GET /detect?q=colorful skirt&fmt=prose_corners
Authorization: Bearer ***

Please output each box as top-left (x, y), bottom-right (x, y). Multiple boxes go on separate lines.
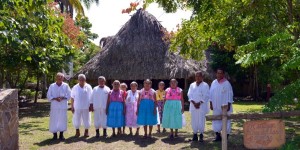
top-left (162, 100), bottom-right (182, 129)
top-left (125, 101), bottom-right (138, 128)
top-left (107, 102), bottom-right (125, 128)
top-left (137, 99), bottom-right (158, 126)
top-left (157, 101), bottom-right (164, 123)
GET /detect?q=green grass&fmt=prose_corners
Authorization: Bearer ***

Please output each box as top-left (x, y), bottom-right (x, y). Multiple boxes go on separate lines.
top-left (19, 100), bottom-right (299, 150)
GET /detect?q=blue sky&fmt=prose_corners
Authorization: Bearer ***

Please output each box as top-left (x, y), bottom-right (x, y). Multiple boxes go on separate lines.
top-left (83, 0), bottom-right (192, 45)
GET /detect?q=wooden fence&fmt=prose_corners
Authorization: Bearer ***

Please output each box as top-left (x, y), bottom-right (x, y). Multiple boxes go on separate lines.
top-left (206, 106), bottom-right (300, 150)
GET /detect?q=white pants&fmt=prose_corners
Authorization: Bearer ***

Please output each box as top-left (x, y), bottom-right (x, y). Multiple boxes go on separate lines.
top-left (72, 109), bottom-right (91, 129)
top-left (190, 110), bottom-right (206, 134)
top-left (212, 109), bottom-right (231, 133)
top-left (49, 109), bottom-right (68, 133)
top-left (94, 108), bottom-right (107, 129)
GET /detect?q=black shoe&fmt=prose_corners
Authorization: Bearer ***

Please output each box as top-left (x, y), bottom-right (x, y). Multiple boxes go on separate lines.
top-left (96, 129), bottom-right (100, 138)
top-left (227, 134), bottom-right (229, 140)
top-left (213, 132), bottom-right (221, 142)
top-left (192, 134), bottom-right (198, 141)
top-left (199, 134), bottom-right (204, 142)
top-left (103, 129), bottom-right (108, 138)
top-left (59, 132), bottom-right (65, 140)
top-left (52, 133), bottom-right (58, 140)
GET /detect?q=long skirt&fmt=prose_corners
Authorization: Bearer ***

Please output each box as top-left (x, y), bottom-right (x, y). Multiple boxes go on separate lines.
top-left (157, 101), bottom-right (164, 123)
top-left (137, 99), bottom-right (158, 126)
top-left (212, 108), bottom-right (231, 133)
top-left (107, 102), bottom-right (125, 128)
top-left (125, 101), bottom-right (139, 128)
top-left (49, 109), bottom-right (68, 133)
top-left (94, 108), bottom-right (107, 129)
top-left (162, 100), bottom-right (182, 129)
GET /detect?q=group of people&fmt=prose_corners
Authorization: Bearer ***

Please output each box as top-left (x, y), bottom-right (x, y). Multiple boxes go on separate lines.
top-left (47, 68), bottom-right (233, 143)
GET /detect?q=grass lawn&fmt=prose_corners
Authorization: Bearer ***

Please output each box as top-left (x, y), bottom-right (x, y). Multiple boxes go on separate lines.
top-left (19, 100), bottom-right (299, 150)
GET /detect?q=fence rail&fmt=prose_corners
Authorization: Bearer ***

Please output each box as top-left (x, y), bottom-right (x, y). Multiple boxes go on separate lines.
top-left (206, 110), bottom-right (300, 121)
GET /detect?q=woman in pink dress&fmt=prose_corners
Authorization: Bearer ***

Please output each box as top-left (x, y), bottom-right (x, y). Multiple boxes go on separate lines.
top-left (125, 81), bottom-right (140, 136)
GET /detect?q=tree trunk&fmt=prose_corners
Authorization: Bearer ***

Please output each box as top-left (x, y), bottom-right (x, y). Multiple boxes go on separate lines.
top-left (18, 71), bottom-right (30, 98)
top-left (254, 65), bottom-right (259, 101)
top-left (0, 69), bottom-right (4, 89)
top-left (41, 74), bottom-right (47, 98)
top-left (34, 74), bottom-right (40, 103)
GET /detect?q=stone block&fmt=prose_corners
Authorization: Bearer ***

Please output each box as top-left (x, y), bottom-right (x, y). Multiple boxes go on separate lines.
top-left (0, 89), bottom-right (19, 150)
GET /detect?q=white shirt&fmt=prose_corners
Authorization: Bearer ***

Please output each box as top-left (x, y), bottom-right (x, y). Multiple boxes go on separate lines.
top-left (126, 90), bottom-right (139, 103)
top-left (91, 85), bottom-right (110, 109)
top-left (71, 83), bottom-right (93, 109)
top-left (47, 82), bottom-right (71, 110)
top-left (187, 82), bottom-right (210, 113)
top-left (209, 79), bottom-right (233, 112)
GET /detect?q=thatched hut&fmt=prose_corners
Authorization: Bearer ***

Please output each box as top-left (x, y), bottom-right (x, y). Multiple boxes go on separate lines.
top-left (76, 9), bottom-right (207, 89)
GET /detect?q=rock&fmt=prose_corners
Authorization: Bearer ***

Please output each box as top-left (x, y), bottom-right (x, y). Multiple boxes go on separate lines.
top-left (0, 89), bottom-right (19, 150)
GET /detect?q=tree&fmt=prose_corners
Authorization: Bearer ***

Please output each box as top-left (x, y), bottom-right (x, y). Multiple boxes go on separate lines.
top-left (55, 0), bottom-right (99, 18)
top-left (0, 0), bottom-right (76, 102)
top-left (144, 0), bottom-right (300, 107)
top-left (73, 17), bottom-right (99, 72)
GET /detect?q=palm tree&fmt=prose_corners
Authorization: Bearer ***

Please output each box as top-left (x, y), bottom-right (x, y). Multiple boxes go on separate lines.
top-left (55, 0), bottom-right (99, 18)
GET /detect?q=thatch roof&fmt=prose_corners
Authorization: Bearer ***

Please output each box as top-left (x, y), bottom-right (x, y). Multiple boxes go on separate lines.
top-left (77, 9), bottom-right (206, 81)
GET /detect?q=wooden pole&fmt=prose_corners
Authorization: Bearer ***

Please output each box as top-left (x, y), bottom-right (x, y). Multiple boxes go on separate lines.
top-left (221, 105), bottom-right (228, 150)
top-left (206, 110), bottom-right (300, 121)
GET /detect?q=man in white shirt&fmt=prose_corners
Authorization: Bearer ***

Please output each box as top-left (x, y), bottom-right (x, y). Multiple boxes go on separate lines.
top-left (71, 74), bottom-right (93, 137)
top-left (209, 68), bottom-right (233, 142)
top-left (47, 72), bottom-right (71, 140)
top-left (90, 76), bottom-right (110, 138)
top-left (188, 71), bottom-right (210, 142)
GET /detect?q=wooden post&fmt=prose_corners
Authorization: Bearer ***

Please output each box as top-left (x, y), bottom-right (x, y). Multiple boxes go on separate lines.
top-left (221, 105), bottom-right (228, 150)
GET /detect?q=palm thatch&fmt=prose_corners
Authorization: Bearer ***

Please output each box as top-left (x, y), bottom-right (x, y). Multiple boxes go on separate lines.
top-left (76, 9), bottom-right (206, 81)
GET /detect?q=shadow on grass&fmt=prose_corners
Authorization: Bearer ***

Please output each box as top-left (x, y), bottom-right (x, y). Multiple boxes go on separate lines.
top-left (19, 100), bottom-right (50, 119)
top-left (19, 121), bottom-right (48, 135)
top-left (35, 136), bottom-right (89, 147)
top-left (161, 136), bottom-right (187, 145)
top-left (133, 137), bottom-right (158, 147)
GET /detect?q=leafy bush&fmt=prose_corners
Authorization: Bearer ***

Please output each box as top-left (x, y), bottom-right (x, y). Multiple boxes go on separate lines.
top-left (280, 135), bottom-right (300, 150)
top-left (263, 79), bottom-right (300, 112)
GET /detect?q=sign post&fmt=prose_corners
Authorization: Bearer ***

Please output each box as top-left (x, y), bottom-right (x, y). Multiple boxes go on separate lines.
top-left (221, 105), bottom-right (228, 150)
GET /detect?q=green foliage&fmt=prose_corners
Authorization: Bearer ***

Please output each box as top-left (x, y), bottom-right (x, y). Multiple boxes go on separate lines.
top-left (280, 135), bottom-right (300, 150)
top-left (73, 16), bottom-right (100, 72)
top-left (263, 79), bottom-right (300, 112)
top-left (209, 46), bottom-right (247, 82)
top-left (0, 0), bottom-right (75, 74)
top-left (150, 0), bottom-right (300, 107)
top-left (0, 0), bottom-right (76, 91)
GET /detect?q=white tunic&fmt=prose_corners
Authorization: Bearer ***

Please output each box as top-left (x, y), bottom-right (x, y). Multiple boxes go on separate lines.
top-left (91, 85), bottom-right (110, 109)
top-left (209, 79), bottom-right (233, 112)
top-left (47, 82), bottom-right (71, 133)
top-left (187, 81), bottom-right (210, 134)
top-left (209, 79), bottom-right (233, 133)
top-left (91, 85), bottom-right (110, 129)
top-left (187, 82), bottom-right (210, 113)
top-left (47, 82), bottom-right (71, 110)
top-left (71, 83), bottom-right (93, 110)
